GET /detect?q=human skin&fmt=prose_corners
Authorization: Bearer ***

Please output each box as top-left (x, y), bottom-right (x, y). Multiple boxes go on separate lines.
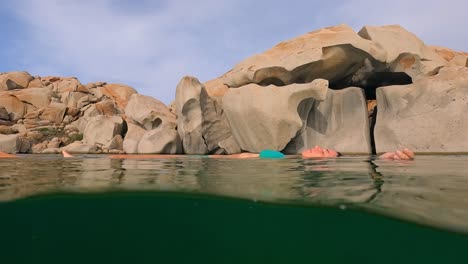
top-left (301, 146), bottom-right (339, 158)
top-left (378, 148), bottom-right (415, 160)
top-left (0, 151), bottom-right (18, 158)
top-left (61, 150), bottom-right (259, 159)
top-left (301, 146), bottom-right (414, 160)
top-left (3, 148), bottom-right (414, 160)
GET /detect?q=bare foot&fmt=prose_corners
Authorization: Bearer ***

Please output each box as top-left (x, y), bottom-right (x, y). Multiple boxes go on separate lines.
top-left (61, 150), bottom-right (74, 158)
top-left (379, 148), bottom-right (414, 160)
top-left (0, 151), bottom-right (18, 158)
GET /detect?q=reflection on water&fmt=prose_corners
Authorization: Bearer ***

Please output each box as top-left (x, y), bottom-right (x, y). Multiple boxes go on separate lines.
top-left (1, 154), bottom-right (468, 233)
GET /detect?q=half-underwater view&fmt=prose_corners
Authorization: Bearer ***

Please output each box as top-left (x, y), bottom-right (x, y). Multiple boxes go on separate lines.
top-left (1, 1), bottom-right (468, 263)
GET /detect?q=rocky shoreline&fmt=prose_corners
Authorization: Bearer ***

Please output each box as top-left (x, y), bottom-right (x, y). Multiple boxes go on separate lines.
top-left (1, 24), bottom-right (467, 155)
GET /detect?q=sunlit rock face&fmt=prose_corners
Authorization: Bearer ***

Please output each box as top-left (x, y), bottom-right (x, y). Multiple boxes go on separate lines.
top-left (175, 76), bottom-right (208, 154)
top-left (201, 24), bottom-right (465, 154)
top-left (222, 80), bottom-right (328, 152)
top-left (284, 86), bottom-right (371, 154)
top-left (374, 66), bottom-right (468, 153)
top-left (175, 76), bottom-right (240, 155)
top-left (0, 24), bottom-right (466, 154)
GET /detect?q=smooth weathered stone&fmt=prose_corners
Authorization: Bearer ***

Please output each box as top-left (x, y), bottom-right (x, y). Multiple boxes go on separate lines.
top-left (24, 108), bottom-right (45, 119)
top-left (62, 141), bottom-right (98, 154)
top-left (0, 106), bottom-right (9, 120)
top-left (66, 107), bottom-right (80, 117)
top-left (123, 123), bottom-right (146, 154)
top-left (17, 137), bottom-right (31, 153)
top-left (375, 66), bottom-right (468, 153)
top-left (220, 24), bottom-right (387, 89)
top-left (199, 87), bottom-right (240, 154)
top-left (218, 136), bottom-right (242, 154)
top-left (0, 126), bottom-right (16, 135)
top-left (41, 148), bottom-right (60, 154)
top-left (358, 25), bottom-right (447, 79)
top-left (60, 92), bottom-right (89, 108)
top-left (12, 124), bottom-right (26, 133)
top-left (13, 87), bottom-right (52, 108)
top-left (72, 104), bottom-right (101, 133)
top-left (0, 93), bottom-right (26, 121)
top-left (31, 141), bottom-right (48, 154)
top-left (137, 128), bottom-right (182, 154)
top-left (175, 76), bottom-right (208, 154)
top-left (284, 86), bottom-right (371, 154)
top-left (101, 83), bottom-right (138, 110)
top-left (40, 102), bottom-right (67, 125)
top-left (54, 77), bottom-right (82, 93)
top-left (430, 46), bottom-right (468, 67)
top-left (125, 94), bottom-right (176, 130)
top-left (223, 80), bottom-right (328, 152)
top-left (0, 71), bottom-right (33, 91)
top-left (27, 78), bottom-right (45, 88)
top-left (358, 25), bottom-right (445, 65)
top-left (0, 134), bottom-right (19, 153)
top-left (83, 115), bottom-right (124, 146)
top-left (105, 134), bottom-right (123, 150)
top-left (47, 137), bottom-right (61, 149)
top-left (95, 99), bottom-right (117, 116)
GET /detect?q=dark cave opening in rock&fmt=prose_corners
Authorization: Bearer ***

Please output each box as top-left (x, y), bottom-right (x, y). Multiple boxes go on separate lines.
top-left (258, 77), bottom-right (286, 87)
top-left (329, 71), bottom-right (413, 100)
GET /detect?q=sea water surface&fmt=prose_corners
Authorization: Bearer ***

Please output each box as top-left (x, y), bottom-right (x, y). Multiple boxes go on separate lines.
top-left (1, 154), bottom-right (468, 263)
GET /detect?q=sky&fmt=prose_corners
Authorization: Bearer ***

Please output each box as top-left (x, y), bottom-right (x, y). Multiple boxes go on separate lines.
top-left (1, 0), bottom-right (467, 104)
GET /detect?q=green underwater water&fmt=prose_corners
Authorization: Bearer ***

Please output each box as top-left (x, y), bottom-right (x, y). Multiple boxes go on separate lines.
top-left (1, 192), bottom-right (468, 264)
top-left (1, 154), bottom-right (468, 263)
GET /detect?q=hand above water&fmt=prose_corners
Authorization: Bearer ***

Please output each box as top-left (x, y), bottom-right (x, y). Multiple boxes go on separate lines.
top-left (379, 148), bottom-right (415, 160)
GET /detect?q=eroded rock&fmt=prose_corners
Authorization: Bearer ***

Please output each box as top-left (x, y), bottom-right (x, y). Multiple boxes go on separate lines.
top-left (223, 80), bottom-right (328, 152)
top-left (83, 115), bottom-right (124, 146)
top-left (0, 71), bottom-right (33, 91)
top-left (0, 134), bottom-right (19, 153)
top-left (175, 76), bottom-right (208, 154)
top-left (284, 86), bottom-right (371, 154)
top-left (125, 94), bottom-right (176, 130)
top-left (101, 83), bottom-right (138, 110)
top-left (123, 123), bottom-right (146, 154)
top-left (375, 66), bottom-right (468, 153)
top-left (137, 128), bottom-right (182, 154)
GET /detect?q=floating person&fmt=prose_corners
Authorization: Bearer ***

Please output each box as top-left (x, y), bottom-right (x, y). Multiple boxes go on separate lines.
top-left (0, 152), bottom-right (19, 158)
top-left (58, 147), bottom-right (414, 160)
top-left (301, 145), bottom-right (415, 160)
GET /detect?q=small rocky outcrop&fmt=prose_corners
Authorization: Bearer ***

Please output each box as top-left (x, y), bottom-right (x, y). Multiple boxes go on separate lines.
top-left (122, 94), bottom-right (181, 154)
top-left (0, 71), bottom-right (34, 91)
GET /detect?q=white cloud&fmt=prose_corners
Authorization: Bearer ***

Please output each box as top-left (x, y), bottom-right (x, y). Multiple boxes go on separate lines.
top-left (9, 0), bottom-right (239, 103)
top-left (7, 0), bottom-right (468, 104)
top-left (330, 0), bottom-right (468, 51)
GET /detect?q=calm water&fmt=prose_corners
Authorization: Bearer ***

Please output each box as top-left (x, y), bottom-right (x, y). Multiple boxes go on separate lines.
top-left (1, 154), bottom-right (468, 263)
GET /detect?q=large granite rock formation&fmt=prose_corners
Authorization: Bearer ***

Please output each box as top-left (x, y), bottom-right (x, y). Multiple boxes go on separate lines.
top-left (0, 24), bottom-right (466, 154)
top-left (125, 94), bottom-right (176, 130)
top-left (284, 86), bottom-right (371, 154)
top-left (194, 24), bottom-right (466, 154)
top-left (223, 80), bottom-right (328, 152)
top-left (175, 76), bottom-right (208, 154)
top-left (175, 76), bottom-right (240, 154)
top-left (374, 66), bottom-right (468, 153)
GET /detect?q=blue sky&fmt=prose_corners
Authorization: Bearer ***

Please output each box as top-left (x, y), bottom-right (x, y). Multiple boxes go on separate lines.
top-left (1, 0), bottom-right (467, 104)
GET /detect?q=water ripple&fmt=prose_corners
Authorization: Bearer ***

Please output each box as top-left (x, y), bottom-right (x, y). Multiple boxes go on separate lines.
top-left (1, 154), bottom-right (468, 233)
